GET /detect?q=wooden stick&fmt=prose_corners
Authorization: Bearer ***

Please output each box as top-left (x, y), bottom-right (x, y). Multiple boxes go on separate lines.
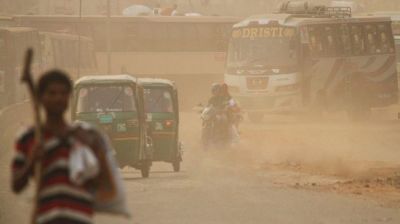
top-left (21, 48), bottom-right (43, 224)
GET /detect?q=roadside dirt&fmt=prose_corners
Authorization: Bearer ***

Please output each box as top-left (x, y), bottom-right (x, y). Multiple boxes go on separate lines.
top-left (237, 108), bottom-right (400, 208)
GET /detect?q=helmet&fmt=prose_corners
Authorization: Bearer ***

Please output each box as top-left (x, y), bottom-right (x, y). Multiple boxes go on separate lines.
top-left (211, 83), bottom-right (220, 95)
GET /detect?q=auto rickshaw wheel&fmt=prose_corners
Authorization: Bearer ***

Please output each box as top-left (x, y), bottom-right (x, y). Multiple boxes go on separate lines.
top-left (140, 161), bottom-right (151, 178)
top-left (172, 161), bottom-right (181, 172)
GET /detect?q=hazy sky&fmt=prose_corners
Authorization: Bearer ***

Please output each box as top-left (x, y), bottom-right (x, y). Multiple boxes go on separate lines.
top-left (0, 0), bottom-right (399, 16)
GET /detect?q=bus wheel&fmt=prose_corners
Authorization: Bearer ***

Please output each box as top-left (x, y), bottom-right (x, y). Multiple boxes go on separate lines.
top-left (248, 113), bottom-right (264, 123)
top-left (140, 160), bottom-right (151, 178)
top-left (172, 161), bottom-right (181, 172)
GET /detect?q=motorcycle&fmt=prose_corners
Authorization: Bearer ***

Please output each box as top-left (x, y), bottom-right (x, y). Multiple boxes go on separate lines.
top-left (200, 105), bottom-right (235, 148)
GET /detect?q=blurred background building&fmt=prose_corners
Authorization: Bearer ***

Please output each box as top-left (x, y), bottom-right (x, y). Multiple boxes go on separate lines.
top-left (0, 0), bottom-right (399, 16)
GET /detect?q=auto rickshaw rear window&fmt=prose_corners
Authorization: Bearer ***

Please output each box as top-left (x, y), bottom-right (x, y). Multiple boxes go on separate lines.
top-left (144, 88), bottom-right (173, 113)
top-left (77, 85), bottom-right (137, 113)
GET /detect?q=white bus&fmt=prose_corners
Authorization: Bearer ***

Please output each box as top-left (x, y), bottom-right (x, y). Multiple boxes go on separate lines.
top-left (225, 5), bottom-right (398, 121)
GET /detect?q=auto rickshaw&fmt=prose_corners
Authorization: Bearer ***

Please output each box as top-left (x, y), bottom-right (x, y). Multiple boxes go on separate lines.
top-left (72, 75), bottom-right (153, 178)
top-left (140, 78), bottom-right (182, 172)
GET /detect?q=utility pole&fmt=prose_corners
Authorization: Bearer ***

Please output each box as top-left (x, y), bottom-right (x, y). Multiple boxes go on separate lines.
top-left (107, 0), bottom-right (111, 74)
top-left (77, 0), bottom-right (82, 78)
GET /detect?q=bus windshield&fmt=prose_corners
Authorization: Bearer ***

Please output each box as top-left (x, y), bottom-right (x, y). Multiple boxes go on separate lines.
top-left (228, 38), bottom-right (297, 68)
top-left (227, 26), bottom-right (297, 70)
top-left (77, 85), bottom-right (137, 113)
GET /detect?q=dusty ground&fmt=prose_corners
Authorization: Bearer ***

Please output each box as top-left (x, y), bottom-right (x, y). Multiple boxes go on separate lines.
top-left (0, 103), bottom-right (400, 224)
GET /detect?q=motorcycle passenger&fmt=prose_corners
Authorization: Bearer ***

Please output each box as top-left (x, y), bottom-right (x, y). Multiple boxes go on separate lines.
top-left (220, 83), bottom-right (241, 143)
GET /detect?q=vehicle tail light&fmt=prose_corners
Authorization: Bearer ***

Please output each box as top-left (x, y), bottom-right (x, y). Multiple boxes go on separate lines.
top-left (164, 120), bottom-right (174, 128)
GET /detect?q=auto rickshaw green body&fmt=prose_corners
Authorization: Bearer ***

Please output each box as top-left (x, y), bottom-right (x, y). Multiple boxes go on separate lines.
top-left (72, 75), bottom-right (152, 177)
top-left (140, 78), bottom-right (182, 172)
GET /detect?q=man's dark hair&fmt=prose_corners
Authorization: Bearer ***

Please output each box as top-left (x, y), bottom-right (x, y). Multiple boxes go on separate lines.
top-left (37, 70), bottom-right (72, 97)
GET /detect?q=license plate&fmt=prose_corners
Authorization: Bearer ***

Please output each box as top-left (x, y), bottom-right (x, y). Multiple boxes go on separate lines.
top-left (246, 77), bottom-right (268, 90)
top-left (98, 114), bottom-right (113, 124)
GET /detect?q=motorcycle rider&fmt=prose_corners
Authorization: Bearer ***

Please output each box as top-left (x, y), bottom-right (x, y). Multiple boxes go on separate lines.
top-left (205, 83), bottom-right (240, 144)
top-left (208, 83), bottom-right (223, 108)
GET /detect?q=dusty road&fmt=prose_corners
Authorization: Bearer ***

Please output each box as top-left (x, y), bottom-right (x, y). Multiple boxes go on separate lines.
top-left (0, 103), bottom-right (399, 224)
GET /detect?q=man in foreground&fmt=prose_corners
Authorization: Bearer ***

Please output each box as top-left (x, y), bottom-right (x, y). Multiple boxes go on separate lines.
top-left (11, 70), bottom-right (112, 224)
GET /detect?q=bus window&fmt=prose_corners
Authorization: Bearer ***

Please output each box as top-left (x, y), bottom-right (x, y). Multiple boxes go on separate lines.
top-left (376, 23), bottom-right (394, 54)
top-left (324, 26), bottom-right (337, 55)
top-left (309, 24), bottom-right (351, 57)
top-left (364, 23), bottom-right (394, 55)
top-left (350, 24), bottom-right (365, 55)
top-left (364, 24), bottom-right (379, 54)
top-left (338, 24), bottom-right (352, 56)
top-left (308, 26), bottom-right (324, 57)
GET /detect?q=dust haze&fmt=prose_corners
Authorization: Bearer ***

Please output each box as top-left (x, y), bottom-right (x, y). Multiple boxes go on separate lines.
top-left (1, 0), bottom-right (400, 224)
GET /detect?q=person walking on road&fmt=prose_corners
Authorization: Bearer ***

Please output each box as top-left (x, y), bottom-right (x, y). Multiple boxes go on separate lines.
top-left (11, 70), bottom-right (126, 224)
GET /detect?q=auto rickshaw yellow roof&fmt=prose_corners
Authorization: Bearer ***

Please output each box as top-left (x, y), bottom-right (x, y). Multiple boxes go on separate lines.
top-left (75, 74), bottom-right (138, 86)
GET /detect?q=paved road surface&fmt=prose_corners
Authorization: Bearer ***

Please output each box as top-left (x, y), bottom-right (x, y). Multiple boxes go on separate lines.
top-left (0, 104), bottom-right (399, 224)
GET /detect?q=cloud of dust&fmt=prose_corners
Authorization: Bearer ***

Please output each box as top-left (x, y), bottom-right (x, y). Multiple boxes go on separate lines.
top-left (239, 114), bottom-right (400, 179)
